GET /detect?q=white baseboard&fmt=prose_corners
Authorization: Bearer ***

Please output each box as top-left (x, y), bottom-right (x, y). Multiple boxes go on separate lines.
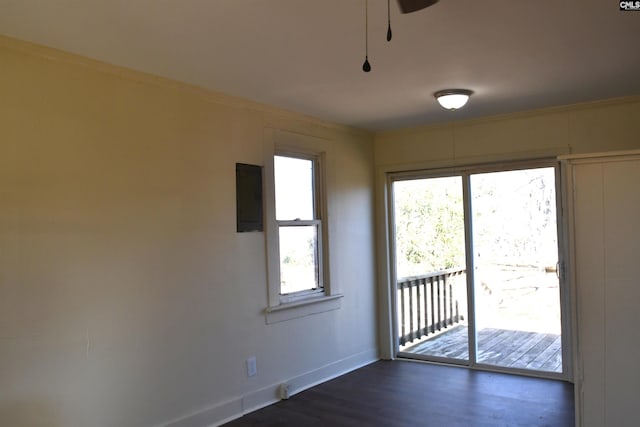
top-left (163, 348), bottom-right (379, 427)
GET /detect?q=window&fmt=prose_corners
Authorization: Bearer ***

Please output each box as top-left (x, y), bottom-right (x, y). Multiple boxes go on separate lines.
top-left (274, 154), bottom-right (323, 297)
top-left (263, 129), bottom-right (342, 323)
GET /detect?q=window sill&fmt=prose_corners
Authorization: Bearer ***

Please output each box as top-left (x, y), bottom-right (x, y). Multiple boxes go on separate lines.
top-left (265, 294), bottom-right (343, 324)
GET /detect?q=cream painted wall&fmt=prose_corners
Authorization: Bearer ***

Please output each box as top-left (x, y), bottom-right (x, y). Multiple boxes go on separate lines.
top-left (0, 36), bottom-right (377, 427)
top-left (373, 96), bottom-right (640, 359)
top-left (375, 97), bottom-right (640, 169)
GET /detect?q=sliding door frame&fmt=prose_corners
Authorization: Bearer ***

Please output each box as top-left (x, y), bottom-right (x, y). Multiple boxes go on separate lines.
top-left (387, 158), bottom-right (572, 381)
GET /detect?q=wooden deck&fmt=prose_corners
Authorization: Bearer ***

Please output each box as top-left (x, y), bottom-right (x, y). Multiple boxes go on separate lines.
top-left (401, 325), bottom-right (562, 373)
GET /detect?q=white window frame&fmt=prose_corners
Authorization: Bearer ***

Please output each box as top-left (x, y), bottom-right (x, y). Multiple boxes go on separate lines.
top-left (263, 129), bottom-right (342, 324)
top-left (275, 151), bottom-right (325, 303)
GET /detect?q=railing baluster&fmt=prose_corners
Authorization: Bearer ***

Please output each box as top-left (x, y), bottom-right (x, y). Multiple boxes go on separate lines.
top-left (436, 276), bottom-right (442, 331)
top-left (449, 282), bottom-right (454, 326)
top-left (400, 281), bottom-right (406, 346)
top-left (408, 279), bottom-right (414, 342)
top-left (415, 279), bottom-right (420, 341)
top-left (443, 275), bottom-right (448, 327)
top-left (422, 278), bottom-right (428, 337)
top-left (416, 281), bottom-right (420, 339)
top-left (429, 276), bottom-right (435, 334)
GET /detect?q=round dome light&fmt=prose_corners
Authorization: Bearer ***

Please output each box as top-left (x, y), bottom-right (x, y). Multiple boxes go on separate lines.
top-left (434, 89), bottom-right (474, 111)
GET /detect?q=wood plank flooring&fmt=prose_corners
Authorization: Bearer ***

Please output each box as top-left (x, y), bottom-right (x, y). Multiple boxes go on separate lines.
top-left (223, 360), bottom-right (574, 427)
top-left (402, 326), bottom-right (562, 372)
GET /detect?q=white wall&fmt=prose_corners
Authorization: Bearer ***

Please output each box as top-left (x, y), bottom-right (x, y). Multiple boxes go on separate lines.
top-left (0, 36), bottom-right (378, 427)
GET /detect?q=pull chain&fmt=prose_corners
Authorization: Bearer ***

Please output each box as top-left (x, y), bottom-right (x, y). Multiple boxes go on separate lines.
top-left (362, 0), bottom-right (371, 72)
top-left (387, 0), bottom-right (393, 41)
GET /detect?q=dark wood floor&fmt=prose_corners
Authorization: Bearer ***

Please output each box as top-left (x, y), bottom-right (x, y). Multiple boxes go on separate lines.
top-left (402, 326), bottom-right (562, 373)
top-left (223, 360), bottom-right (574, 427)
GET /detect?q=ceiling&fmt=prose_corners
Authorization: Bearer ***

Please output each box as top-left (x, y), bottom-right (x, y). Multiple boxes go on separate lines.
top-left (1, 0), bottom-right (639, 131)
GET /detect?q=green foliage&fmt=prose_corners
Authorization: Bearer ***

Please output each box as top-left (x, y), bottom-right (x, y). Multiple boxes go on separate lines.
top-left (394, 177), bottom-right (465, 278)
top-left (393, 168), bottom-right (558, 279)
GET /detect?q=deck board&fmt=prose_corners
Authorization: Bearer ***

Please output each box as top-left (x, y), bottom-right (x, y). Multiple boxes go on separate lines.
top-left (401, 325), bottom-right (562, 373)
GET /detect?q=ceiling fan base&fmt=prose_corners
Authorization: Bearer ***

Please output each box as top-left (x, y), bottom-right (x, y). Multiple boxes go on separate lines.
top-left (397, 0), bottom-right (439, 14)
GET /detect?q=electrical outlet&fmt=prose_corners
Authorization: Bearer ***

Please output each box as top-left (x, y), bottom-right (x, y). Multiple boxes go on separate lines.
top-left (247, 357), bottom-right (257, 377)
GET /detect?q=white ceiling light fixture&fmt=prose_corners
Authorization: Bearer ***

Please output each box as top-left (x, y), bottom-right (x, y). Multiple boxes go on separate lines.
top-left (434, 89), bottom-right (474, 111)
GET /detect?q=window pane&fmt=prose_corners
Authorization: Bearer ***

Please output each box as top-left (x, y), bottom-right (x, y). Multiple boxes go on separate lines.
top-left (471, 167), bottom-right (562, 372)
top-left (274, 155), bottom-right (314, 220)
top-left (279, 225), bottom-right (319, 294)
top-left (393, 176), bottom-right (465, 278)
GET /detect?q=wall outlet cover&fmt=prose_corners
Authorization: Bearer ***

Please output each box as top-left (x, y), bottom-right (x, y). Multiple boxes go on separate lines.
top-left (247, 357), bottom-right (257, 377)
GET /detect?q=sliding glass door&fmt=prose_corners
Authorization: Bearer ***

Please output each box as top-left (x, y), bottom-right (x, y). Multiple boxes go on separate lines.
top-left (392, 162), bottom-right (565, 376)
top-left (470, 168), bottom-right (562, 372)
top-left (393, 176), bottom-right (469, 362)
